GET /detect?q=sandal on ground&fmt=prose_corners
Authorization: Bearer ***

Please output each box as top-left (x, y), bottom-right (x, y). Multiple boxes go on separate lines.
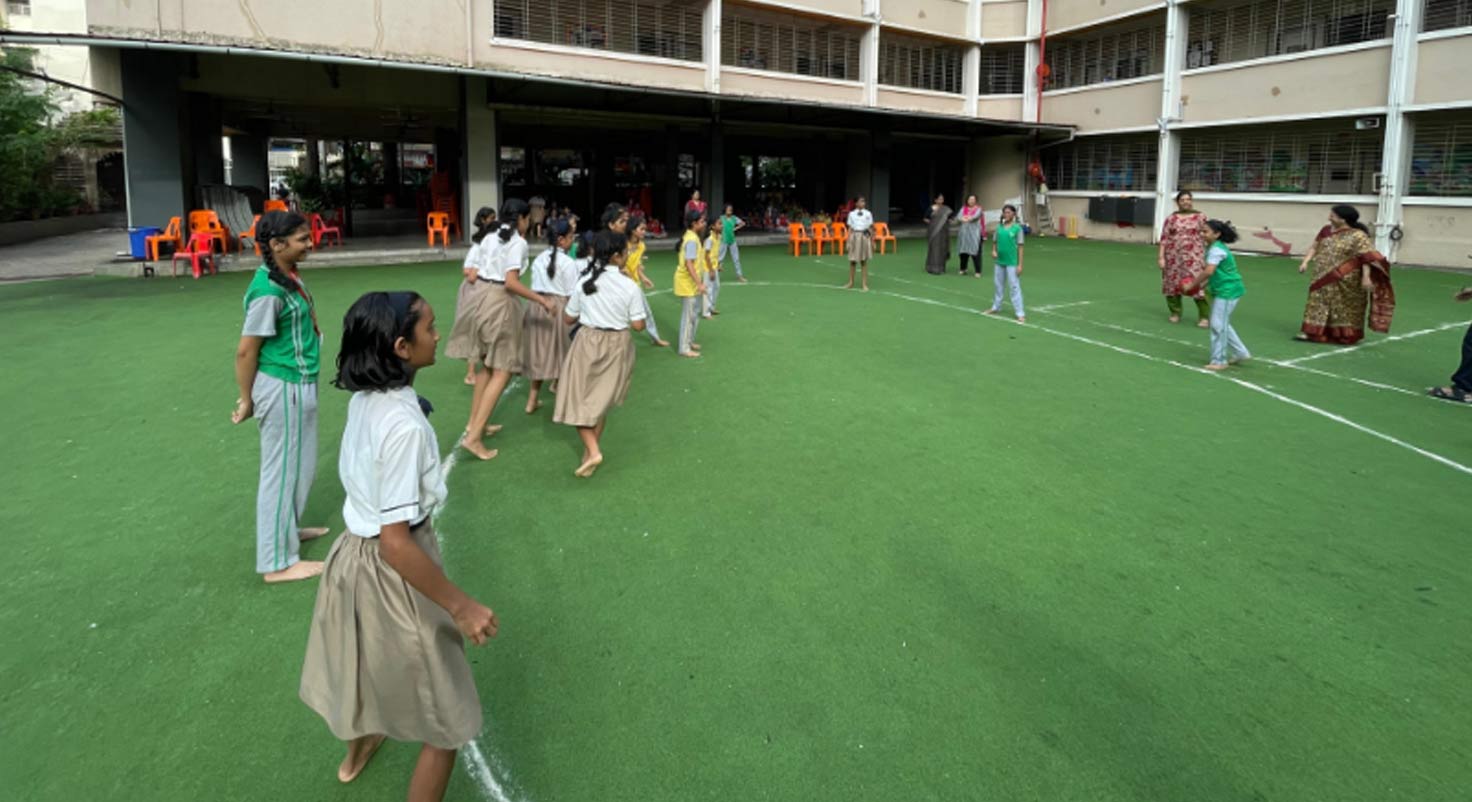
top-left (1429, 386), bottom-right (1472, 404)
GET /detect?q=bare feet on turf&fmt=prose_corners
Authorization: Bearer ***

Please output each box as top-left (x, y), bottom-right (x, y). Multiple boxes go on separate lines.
top-left (484, 424), bottom-right (503, 436)
top-left (463, 375), bottom-right (476, 386)
top-left (299, 527), bottom-right (330, 541)
top-left (1016, 316), bottom-right (1026, 324)
top-left (983, 308), bottom-right (998, 315)
top-left (1168, 315), bottom-right (1181, 323)
top-left (841, 282), bottom-right (853, 289)
top-left (691, 343), bottom-right (702, 351)
top-left (862, 285), bottom-right (870, 292)
top-left (738, 277), bottom-right (748, 284)
top-left (264, 560), bottom-right (324, 584)
top-left (1203, 363), bottom-right (1229, 371)
top-left (525, 400), bottom-right (542, 414)
top-left (653, 338), bottom-right (670, 347)
top-left (575, 453), bottom-right (604, 478)
top-left (679, 351), bottom-right (700, 359)
top-left (1197, 318), bottom-right (1210, 328)
top-left (338, 734), bottom-right (387, 783)
top-left (460, 435), bottom-right (499, 461)
top-left (1228, 355), bottom-right (1251, 365)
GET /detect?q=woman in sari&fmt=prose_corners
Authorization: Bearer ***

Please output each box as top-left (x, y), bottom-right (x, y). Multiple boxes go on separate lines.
top-left (956, 195), bottom-right (985, 277)
top-left (924, 194), bottom-right (953, 275)
top-left (1157, 190), bottom-right (1211, 327)
top-left (1295, 205), bottom-right (1394, 345)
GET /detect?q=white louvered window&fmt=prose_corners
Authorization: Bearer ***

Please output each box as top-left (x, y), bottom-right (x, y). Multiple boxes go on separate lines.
top-left (7, 0), bottom-right (31, 16)
top-left (879, 31), bottom-right (966, 94)
top-left (1409, 112), bottom-right (1472, 196)
top-left (1178, 119), bottom-right (1384, 193)
top-left (1044, 20), bottom-right (1167, 90)
top-left (1185, 0), bottom-right (1394, 69)
top-left (720, 4), bottom-right (864, 80)
top-left (1423, 0), bottom-right (1472, 31)
top-left (1041, 136), bottom-right (1159, 191)
top-left (493, 0), bottom-right (705, 62)
top-left (979, 44), bottom-right (1026, 95)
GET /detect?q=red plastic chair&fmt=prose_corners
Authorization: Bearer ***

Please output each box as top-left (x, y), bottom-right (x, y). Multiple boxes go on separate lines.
top-left (172, 231), bottom-right (218, 279)
top-left (427, 212), bottom-right (451, 248)
top-left (189, 210), bottom-right (233, 254)
top-left (308, 213), bottom-right (342, 248)
top-left (146, 217), bottom-right (183, 261)
top-left (787, 223), bottom-right (813, 257)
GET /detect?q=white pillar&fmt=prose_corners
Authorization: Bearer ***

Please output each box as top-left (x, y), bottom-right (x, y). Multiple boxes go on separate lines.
top-left (861, 0), bottom-right (881, 107)
top-left (704, 0), bottom-right (722, 94)
top-left (1376, 0), bottom-right (1421, 260)
top-left (464, 77), bottom-right (499, 240)
top-left (1154, 0), bottom-right (1188, 241)
top-left (1022, 0), bottom-right (1043, 122)
top-left (966, 0), bottom-right (983, 116)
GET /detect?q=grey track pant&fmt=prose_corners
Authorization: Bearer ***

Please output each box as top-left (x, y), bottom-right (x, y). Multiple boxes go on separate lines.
top-left (252, 373), bottom-right (318, 574)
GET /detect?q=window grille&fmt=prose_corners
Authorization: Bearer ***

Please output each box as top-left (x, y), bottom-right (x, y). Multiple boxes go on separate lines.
top-left (879, 31), bottom-right (966, 94)
top-left (721, 4), bottom-right (864, 80)
top-left (1040, 136), bottom-right (1159, 191)
top-left (1044, 19), bottom-right (1166, 90)
top-left (1423, 0), bottom-right (1472, 31)
top-left (493, 0), bottom-right (704, 62)
top-left (1178, 118), bottom-right (1384, 193)
top-left (979, 44), bottom-right (1025, 95)
top-left (1185, 0), bottom-right (1393, 69)
top-left (1409, 111), bottom-right (1472, 196)
top-left (6, 1), bottom-right (31, 17)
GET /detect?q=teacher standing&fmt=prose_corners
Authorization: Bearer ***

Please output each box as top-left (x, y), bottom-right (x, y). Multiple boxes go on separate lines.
top-left (924, 194), bottom-right (953, 275)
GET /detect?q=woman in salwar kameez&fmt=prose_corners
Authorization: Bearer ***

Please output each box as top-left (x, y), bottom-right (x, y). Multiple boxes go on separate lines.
top-left (1295, 205), bottom-right (1394, 345)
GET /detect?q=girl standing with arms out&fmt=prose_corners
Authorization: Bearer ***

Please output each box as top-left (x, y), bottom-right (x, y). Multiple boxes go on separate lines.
top-left (445, 207), bottom-right (496, 386)
top-left (232, 211), bottom-right (329, 584)
top-left (1295, 205), bottom-right (1395, 345)
top-left (674, 209), bottom-right (708, 358)
top-left (956, 195), bottom-right (985, 277)
top-left (702, 221), bottom-right (722, 319)
top-left (924, 194), bottom-right (953, 275)
top-left (623, 214), bottom-right (670, 347)
top-left (984, 204), bottom-right (1026, 323)
top-left (1182, 220), bottom-right (1250, 371)
top-left (459, 198), bottom-right (556, 461)
top-left (300, 291), bottom-right (498, 801)
top-left (718, 204), bottom-right (748, 283)
top-left (522, 218), bottom-right (579, 415)
top-left (554, 231), bottom-right (647, 477)
top-left (1157, 191), bottom-right (1211, 327)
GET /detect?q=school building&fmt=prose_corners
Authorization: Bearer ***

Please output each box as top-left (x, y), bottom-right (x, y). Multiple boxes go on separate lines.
top-left (1, 0), bottom-right (1469, 266)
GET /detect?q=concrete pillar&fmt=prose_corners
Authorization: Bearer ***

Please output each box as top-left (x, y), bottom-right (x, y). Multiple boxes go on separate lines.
top-left (229, 134), bottom-right (270, 194)
top-left (120, 49), bottom-right (188, 227)
top-left (1376, 0), bottom-right (1422, 261)
top-left (860, 2), bottom-right (880, 107)
top-left (1154, 0), bottom-right (1188, 241)
top-left (187, 95), bottom-right (225, 193)
top-left (305, 138), bottom-right (321, 179)
top-left (704, 0), bottom-right (722, 93)
top-left (664, 125), bottom-right (681, 230)
top-left (383, 141), bottom-right (401, 201)
top-left (871, 130), bottom-right (891, 221)
top-left (708, 124), bottom-right (725, 212)
top-left (1022, 0), bottom-right (1043, 122)
top-left (846, 133), bottom-right (872, 201)
top-left (463, 77), bottom-right (499, 235)
top-left (963, 45), bottom-right (981, 117)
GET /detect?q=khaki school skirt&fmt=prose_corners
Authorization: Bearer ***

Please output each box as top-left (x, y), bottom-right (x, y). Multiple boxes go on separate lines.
top-left (466, 281), bottom-right (524, 372)
top-left (848, 230), bottom-right (874, 262)
top-left (522, 293), bottom-right (569, 381)
top-left (552, 327), bottom-right (635, 428)
top-left (444, 278), bottom-right (480, 360)
top-left (299, 525), bottom-right (482, 750)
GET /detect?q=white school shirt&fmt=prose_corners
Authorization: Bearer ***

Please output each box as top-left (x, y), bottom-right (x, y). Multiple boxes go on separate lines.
top-left (478, 232), bottom-right (528, 282)
top-left (461, 241), bottom-right (482, 273)
top-left (339, 386), bottom-right (447, 538)
top-left (528, 248), bottom-right (580, 296)
top-left (847, 208), bottom-right (873, 232)
top-left (565, 268), bottom-right (646, 330)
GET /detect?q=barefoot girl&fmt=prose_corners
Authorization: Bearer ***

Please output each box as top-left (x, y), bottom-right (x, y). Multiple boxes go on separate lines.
top-left (675, 209), bottom-right (708, 358)
top-left (554, 231), bottom-right (647, 477)
top-left (522, 218), bottom-right (578, 414)
top-left (984, 204), bottom-right (1026, 323)
top-left (445, 207), bottom-right (496, 386)
top-left (623, 214), bottom-right (670, 347)
top-left (702, 220), bottom-right (721, 318)
top-left (232, 210), bottom-right (328, 584)
top-left (1182, 219), bottom-right (1250, 371)
top-left (300, 291), bottom-right (498, 801)
top-left (460, 198), bottom-right (557, 460)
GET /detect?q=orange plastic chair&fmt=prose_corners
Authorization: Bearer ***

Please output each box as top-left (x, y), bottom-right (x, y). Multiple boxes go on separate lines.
top-left (263, 199), bottom-right (288, 213)
top-left (189, 210), bottom-right (232, 254)
top-left (427, 212), bottom-right (451, 248)
top-left (787, 223), bottom-right (813, 257)
top-left (432, 197), bottom-right (462, 239)
top-left (146, 216), bottom-right (183, 261)
top-left (239, 215), bottom-right (263, 256)
top-left (172, 231), bottom-right (218, 279)
top-left (873, 222), bottom-right (897, 254)
top-left (830, 222), bottom-right (850, 257)
top-left (810, 222), bottom-right (835, 256)
top-left (308, 213), bottom-right (342, 248)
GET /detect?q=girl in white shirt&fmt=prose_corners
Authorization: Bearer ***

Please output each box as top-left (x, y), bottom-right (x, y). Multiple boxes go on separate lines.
top-left (459, 198), bottom-right (556, 461)
top-left (522, 218), bottom-right (579, 414)
top-left (553, 230), bottom-right (648, 478)
top-left (444, 207), bottom-right (495, 386)
top-left (300, 291), bottom-right (498, 802)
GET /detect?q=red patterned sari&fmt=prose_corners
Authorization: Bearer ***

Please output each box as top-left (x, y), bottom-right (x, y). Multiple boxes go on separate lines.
top-left (1300, 226), bottom-right (1394, 345)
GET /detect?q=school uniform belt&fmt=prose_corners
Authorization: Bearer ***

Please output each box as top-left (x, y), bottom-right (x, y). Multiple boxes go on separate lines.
top-left (590, 326), bottom-right (621, 332)
top-left (477, 277), bottom-right (506, 285)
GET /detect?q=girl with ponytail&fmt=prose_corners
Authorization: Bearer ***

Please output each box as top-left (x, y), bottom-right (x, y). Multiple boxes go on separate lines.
top-left (522, 218), bottom-right (579, 414)
top-left (554, 230), bottom-right (647, 478)
top-left (459, 198), bottom-right (555, 460)
top-left (230, 210), bottom-right (329, 584)
top-left (445, 206), bottom-right (497, 386)
top-left (1181, 220), bottom-right (1251, 371)
top-left (622, 214), bottom-right (669, 347)
top-left (1295, 204), bottom-right (1395, 345)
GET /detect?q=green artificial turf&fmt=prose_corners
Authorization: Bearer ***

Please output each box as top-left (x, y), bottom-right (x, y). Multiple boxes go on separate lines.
top-left (2, 237), bottom-right (1469, 801)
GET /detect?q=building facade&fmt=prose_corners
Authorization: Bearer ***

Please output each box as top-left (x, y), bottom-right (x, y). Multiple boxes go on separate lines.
top-left (1, 0), bottom-right (1468, 266)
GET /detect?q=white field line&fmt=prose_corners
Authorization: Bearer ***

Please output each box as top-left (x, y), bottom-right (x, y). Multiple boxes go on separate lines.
top-left (1278, 319), bottom-right (1471, 365)
top-left (1033, 300), bottom-right (1095, 312)
top-left (724, 280), bottom-right (1472, 477)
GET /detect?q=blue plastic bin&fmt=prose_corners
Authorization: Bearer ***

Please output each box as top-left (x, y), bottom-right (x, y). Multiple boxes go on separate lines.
top-left (129, 226), bottom-right (162, 260)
